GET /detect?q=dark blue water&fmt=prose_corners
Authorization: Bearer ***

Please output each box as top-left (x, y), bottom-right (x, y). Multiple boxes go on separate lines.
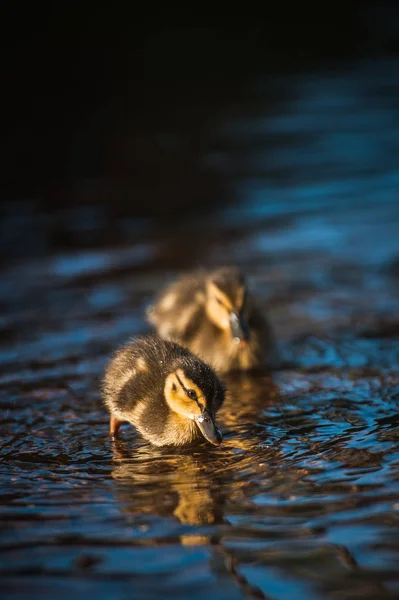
top-left (1, 58), bottom-right (399, 599)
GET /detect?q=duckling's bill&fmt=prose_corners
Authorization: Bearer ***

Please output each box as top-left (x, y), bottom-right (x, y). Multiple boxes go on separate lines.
top-left (194, 410), bottom-right (223, 446)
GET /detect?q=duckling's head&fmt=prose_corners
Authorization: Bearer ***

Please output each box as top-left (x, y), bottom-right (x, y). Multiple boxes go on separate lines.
top-left (164, 359), bottom-right (225, 446)
top-left (205, 267), bottom-right (250, 343)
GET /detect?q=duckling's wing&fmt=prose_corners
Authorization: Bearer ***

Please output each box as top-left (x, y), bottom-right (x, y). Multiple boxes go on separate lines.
top-left (147, 273), bottom-right (207, 340)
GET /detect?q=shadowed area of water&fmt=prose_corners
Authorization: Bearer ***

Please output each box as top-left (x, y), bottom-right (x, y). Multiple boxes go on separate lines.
top-left (1, 59), bottom-right (399, 599)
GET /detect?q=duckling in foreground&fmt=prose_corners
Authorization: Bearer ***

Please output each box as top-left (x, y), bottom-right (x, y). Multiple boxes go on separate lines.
top-left (103, 336), bottom-right (225, 447)
top-left (147, 267), bottom-right (275, 373)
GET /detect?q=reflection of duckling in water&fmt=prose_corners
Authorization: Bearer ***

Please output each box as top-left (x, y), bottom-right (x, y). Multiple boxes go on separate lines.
top-left (111, 446), bottom-right (225, 545)
top-left (103, 335), bottom-right (225, 447)
top-left (147, 266), bottom-right (276, 374)
top-left (111, 445), bottom-right (274, 598)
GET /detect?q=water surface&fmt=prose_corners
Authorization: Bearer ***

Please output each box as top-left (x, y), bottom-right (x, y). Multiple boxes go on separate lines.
top-left (1, 59), bottom-right (399, 599)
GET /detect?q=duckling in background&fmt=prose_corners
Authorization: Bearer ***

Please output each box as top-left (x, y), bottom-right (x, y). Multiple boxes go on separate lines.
top-left (103, 335), bottom-right (224, 447)
top-left (147, 266), bottom-right (275, 373)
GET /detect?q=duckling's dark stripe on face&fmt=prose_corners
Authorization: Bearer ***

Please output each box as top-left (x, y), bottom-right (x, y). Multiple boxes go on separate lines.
top-left (215, 296), bottom-right (231, 312)
top-left (210, 268), bottom-right (246, 306)
top-left (176, 373), bottom-right (200, 405)
top-left (175, 371), bottom-right (206, 411)
top-left (175, 372), bottom-right (187, 393)
top-left (208, 284), bottom-right (233, 312)
top-left (210, 280), bottom-right (247, 314)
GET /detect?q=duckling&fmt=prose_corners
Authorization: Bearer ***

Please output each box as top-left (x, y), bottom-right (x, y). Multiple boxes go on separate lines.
top-left (147, 266), bottom-right (275, 373)
top-left (102, 335), bottom-right (225, 447)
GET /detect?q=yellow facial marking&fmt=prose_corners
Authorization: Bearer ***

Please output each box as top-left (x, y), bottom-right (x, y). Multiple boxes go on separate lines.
top-left (164, 370), bottom-right (206, 419)
top-left (206, 281), bottom-right (233, 311)
top-left (175, 369), bottom-right (206, 406)
top-left (205, 282), bottom-right (232, 330)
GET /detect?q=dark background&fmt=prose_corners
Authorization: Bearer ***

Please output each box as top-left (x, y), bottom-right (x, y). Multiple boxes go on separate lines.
top-left (3, 4), bottom-right (399, 197)
top-left (1, 3), bottom-right (399, 260)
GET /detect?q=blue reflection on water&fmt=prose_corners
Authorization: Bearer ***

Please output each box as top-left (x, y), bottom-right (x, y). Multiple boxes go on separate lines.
top-left (52, 244), bottom-right (154, 278)
top-left (88, 285), bottom-right (125, 309)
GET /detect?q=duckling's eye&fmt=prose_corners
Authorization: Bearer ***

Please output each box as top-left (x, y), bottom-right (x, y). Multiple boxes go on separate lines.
top-left (215, 297), bottom-right (223, 305)
top-left (187, 389), bottom-right (197, 400)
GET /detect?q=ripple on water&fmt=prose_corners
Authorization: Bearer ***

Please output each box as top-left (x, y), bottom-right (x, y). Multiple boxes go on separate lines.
top-left (1, 59), bottom-right (399, 599)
